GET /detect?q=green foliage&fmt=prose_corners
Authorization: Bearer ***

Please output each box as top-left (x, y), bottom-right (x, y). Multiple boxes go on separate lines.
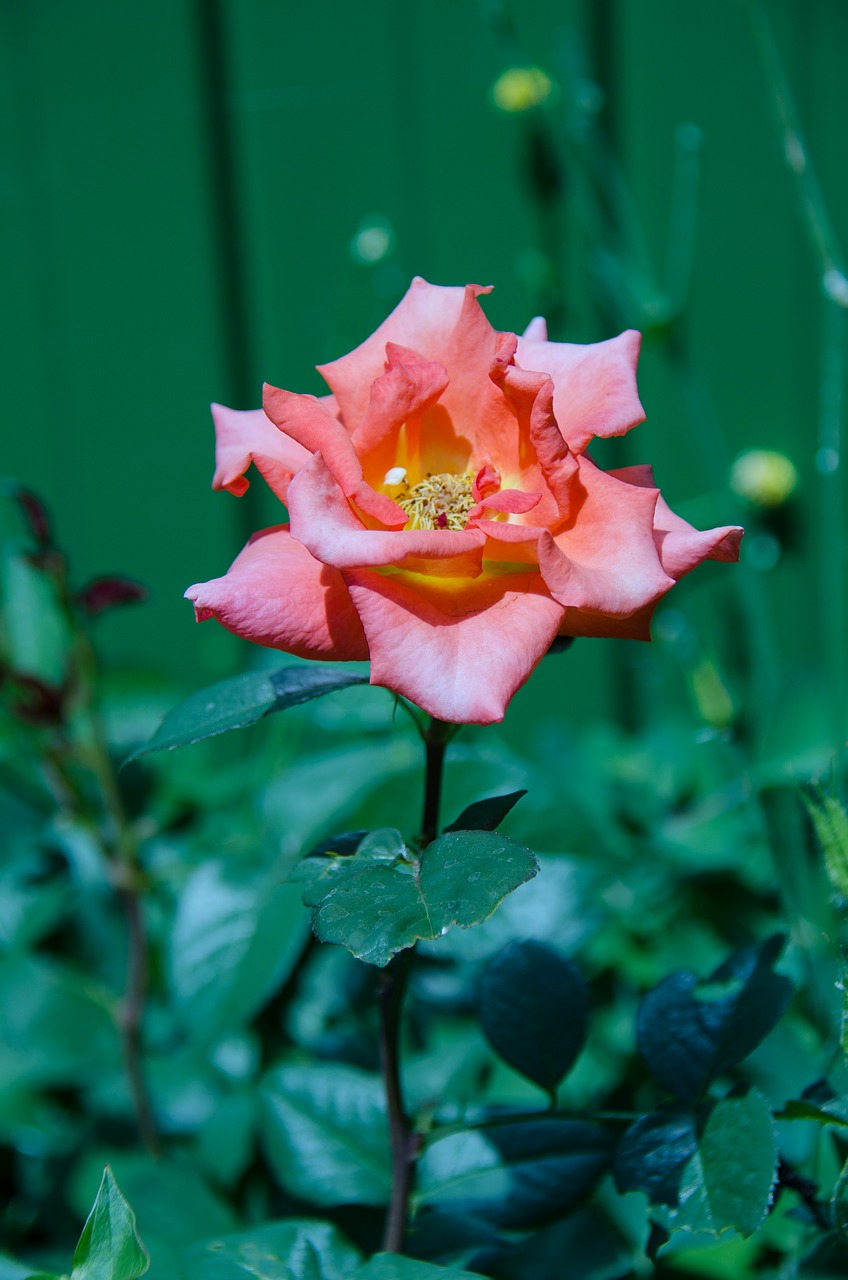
top-left (636, 935), bottom-right (793, 1103)
top-left (294, 829), bottom-right (539, 967)
top-left (126, 668), bottom-right (368, 762)
top-left (71, 1167), bottom-right (150, 1280)
top-left (478, 941), bottom-right (589, 1097)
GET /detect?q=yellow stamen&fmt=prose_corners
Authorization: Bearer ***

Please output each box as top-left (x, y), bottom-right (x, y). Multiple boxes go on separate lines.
top-left (396, 473), bottom-right (475, 531)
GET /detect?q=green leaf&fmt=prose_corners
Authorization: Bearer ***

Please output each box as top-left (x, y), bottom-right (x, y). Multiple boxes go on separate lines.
top-left (169, 860), bottom-right (309, 1042)
top-left (444, 792), bottom-right (527, 833)
top-left (674, 1091), bottom-right (777, 1236)
top-left (71, 1166), bottom-right (149, 1280)
top-left (180, 1220), bottom-right (362, 1279)
top-left (833, 1154), bottom-right (848, 1243)
top-left (260, 1063), bottom-right (391, 1206)
top-left (0, 542), bottom-right (71, 686)
top-left (356, 1258), bottom-right (485, 1279)
top-left (125, 666), bottom-right (367, 762)
top-left (295, 829), bottom-right (539, 968)
top-left (0, 954), bottom-right (119, 1091)
top-left (479, 940), bottom-right (589, 1096)
top-left (468, 1207), bottom-right (633, 1280)
top-left (418, 1119), bottom-right (613, 1229)
top-left (616, 1090), bottom-right (777, 1238)
top-left (805, 788), bottom-right (848, 899)
top-left (636, 935), bottom-right (792, 1102)
top-left (615, 1107), bottom-right (698, 1208)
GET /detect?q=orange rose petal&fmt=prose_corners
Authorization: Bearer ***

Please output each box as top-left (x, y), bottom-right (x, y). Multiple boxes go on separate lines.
top-left (185, 525), bottom-right (368, 661)
top-left (343, 566), bottom-right (564, 725)
top-left (517, 329), bottom-right (645, 455)
top-left (319, 278), bottom-right (491, 430)
top-left (211, 404), bottom-right (312, 501)
top-left (263, 384), bottom-right (406, 528)
top-left (353, 348), bottom-right (450, 488)
top-left (611, 466), bottom-right (743, 577)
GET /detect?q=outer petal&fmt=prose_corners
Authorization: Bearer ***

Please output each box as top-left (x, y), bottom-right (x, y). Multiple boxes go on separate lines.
top-left (318, 278), bottom-right (491, 430)
top-left (185, 525), bottom-right (368, 660)
top-left (516, 329), bottom-right (645, 454)
top-left (610, 465), bottom-right (743, 577)
top-left (211, 405), bottom-right (312, 501)
top-left (343, 567), bottom-right (564, 724)
top-left (287, 453), bottom-right (485, 576)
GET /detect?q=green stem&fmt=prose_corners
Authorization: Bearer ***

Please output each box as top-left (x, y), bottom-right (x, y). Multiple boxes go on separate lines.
top-left (379, 715), bottom-right (453, 1254)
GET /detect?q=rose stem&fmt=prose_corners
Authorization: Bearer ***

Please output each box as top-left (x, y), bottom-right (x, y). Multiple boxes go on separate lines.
top-left (379, 716), bottom-right (453, 1254)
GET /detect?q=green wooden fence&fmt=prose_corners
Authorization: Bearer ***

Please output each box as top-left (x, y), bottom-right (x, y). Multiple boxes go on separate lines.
top-left (2, 0), bottom-right (845, 751)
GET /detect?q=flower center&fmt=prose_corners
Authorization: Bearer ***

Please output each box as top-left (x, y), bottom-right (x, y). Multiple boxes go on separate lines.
top-left (395, 473), bottom-right (475, 531)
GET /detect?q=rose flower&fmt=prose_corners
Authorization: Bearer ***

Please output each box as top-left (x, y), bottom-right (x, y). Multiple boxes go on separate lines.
top-left (187, 279), bottom-right (742, 724)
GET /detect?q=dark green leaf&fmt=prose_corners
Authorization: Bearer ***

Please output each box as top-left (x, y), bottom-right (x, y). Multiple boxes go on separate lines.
top-left (418, 1119), bottom-right (613, 1228)
top-left (479, 940), bottom-right (589, 1095)
top-left (296, 830), bottom-right (539, 968)
top-left (180, 1220), bottom-right (362, 1279)
top-left (356, 1258), bottom-right (485, 1279)
top-left (169, 860), bottom-right (309, 1042)
top-left (444, 792), bottom-right (527, 834)
top-left (615, 1107), bottom-right (698, 1207)
top-left (307, 831), bottom-right (370, 858)
top-left (71, 1166), bottom-right (150, 1280)
top-left (471, 1207), bottom-right (633, 1280)
top-left (260, 1064), bottom-right (390, 1206)
top-left (616, 1091), bottom-right (777, 1237)
top-left (637, 935), bottom-right (792, 1102)
top-left (125, 666), bottom-right (367, 762)
top-left (833, 1154), bottom-right (848, 1243)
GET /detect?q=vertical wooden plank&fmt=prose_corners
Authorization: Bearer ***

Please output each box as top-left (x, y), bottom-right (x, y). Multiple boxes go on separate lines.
top-left (0, 1), bottom-right (246, 677)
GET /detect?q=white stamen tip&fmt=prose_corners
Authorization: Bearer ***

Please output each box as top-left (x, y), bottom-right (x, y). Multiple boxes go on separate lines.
top-left (384, 467), bottom-right (407, 486)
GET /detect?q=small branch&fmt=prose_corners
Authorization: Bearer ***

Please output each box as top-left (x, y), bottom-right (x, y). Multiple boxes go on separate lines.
top-left (379, 950), bottom-right (416, 1254)
top-left (380, 714), bottom-right (456, 1253)
top-left (118, 886), bottom-right (161, 1157)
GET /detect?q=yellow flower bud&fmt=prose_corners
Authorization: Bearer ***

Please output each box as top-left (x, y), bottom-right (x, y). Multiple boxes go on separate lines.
top-left (729, 449), bottom-right (799, 509)
top-left (491, 66), bottom-right (555, 115)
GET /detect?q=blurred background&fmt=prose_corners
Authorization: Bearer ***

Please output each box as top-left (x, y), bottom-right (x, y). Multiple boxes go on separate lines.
top-left (2, 0), bottom-right (846, 765)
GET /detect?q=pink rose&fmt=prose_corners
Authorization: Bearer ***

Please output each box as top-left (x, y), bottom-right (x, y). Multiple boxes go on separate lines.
top-left (186, 279), bottom-right (741, 724)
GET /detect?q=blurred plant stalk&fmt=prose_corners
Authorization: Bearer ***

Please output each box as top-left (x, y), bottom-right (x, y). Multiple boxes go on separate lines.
top-left (0, 483), bottom-right (159, 1156)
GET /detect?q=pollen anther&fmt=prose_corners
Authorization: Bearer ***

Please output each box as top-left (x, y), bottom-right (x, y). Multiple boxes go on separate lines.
top-left (396, 472), bottom-right (476, 531)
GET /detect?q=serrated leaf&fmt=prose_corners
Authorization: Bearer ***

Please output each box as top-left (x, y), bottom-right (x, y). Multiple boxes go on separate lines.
top-left (179, 1220), bottom-right (362, 1279)
top-left (636, 935), bottom-right (792, 1102)
top-left (356, 1256), bottom-right (486, 1279)
top-left (125, 666), bottom-right (367, 762)
top-left (444, 792), bottom-right (527, 834)
top-left (417, 1119), bottom-right (613, 1229)
top-left (260, 1063), bottom-right (391, 1206)
top-left (296, 830), bottom-right (539, 967)
top-left (616, 1090), bottom-right (777, 1238)
top-left (479, 940), bottom-right (589, 1096)
top-left (71, 1166), bottom-right (149, 1280)
top-left (674, 1090), bottom-right (777, 1237)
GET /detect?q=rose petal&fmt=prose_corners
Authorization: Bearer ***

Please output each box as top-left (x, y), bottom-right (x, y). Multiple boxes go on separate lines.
top-left (287, 452), bottom-right (485, 576)
top-left (489, 360), bottom-right (578, 521)
top-left (516, 329), bottom-right (645, 454)
top-left (610, 465), bottom-right (743, 576)
top-left (522, 315), bottom-right (548, 341)
top-left (318, 277), bottom-right (492, 430)
top-left (263, 384), bottom-right (406, 527)
top-left (186, 524), bottom-right (368, 660)
top-left (343, 566), bottom-right (564, 724)
top-left (211, 404), bottom-right (312, 500)
top-left (352, 346), bottom-right (451, 488)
